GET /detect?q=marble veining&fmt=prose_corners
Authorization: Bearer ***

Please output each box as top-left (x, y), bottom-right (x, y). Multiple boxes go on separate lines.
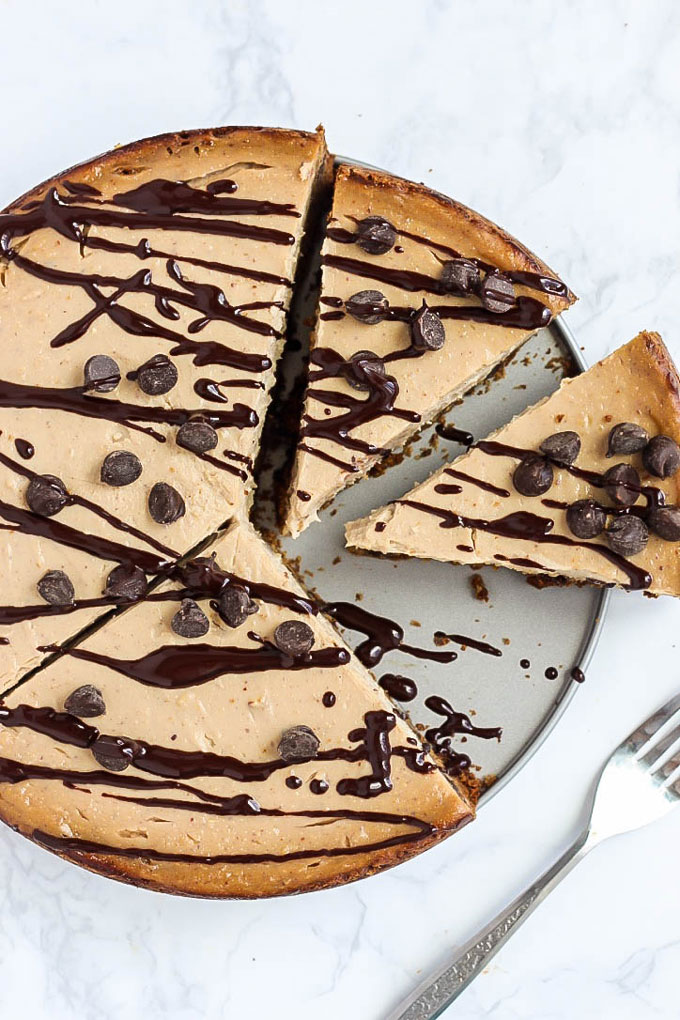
top-left (1, 0), bottom-right (680, 1017)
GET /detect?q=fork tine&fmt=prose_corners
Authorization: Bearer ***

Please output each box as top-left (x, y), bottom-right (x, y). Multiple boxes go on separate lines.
top-left (627, 696), bottom-right (680, 758)
top-left (639, 720), bottom-right (680, 773)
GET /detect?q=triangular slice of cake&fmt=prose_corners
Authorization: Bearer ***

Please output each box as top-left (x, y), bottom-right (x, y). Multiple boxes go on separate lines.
top-left (346, 332), bottom-right (680, 597)
top-left (283, 163), bottom-right (575, 536)
top-left (0, 520), bottom-right (472, 897)
top-left (0, 126), bottom-right (330, 680)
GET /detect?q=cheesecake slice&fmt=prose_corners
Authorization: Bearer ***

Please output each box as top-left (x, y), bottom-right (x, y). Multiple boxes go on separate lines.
top-left (0, 519), bottom-right (472, 897)
top-left (0, 126), bottom-right (330, 680)
top-left (346, 332), bottom-right (680, 597)
top-left (283, 163), bottom-right (575, 536)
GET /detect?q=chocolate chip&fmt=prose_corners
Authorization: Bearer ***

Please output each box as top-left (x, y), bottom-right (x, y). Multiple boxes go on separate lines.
top-left (479, 271), bottom-right (516, 313)
top-left (171, 598), bottom-right (210, 638)
top-left (603, 463), bottom-right (640, 507)
top-left (91, 735), bottom-right (141, 772)
top-left (345, 289), bottom-right (389, 324)
top-left (26, 474), bottom-right (70, 517)
top-left (37, 569), bottom-right (75, 606)
top-left (411, 302), bottom-right (445, 351)
top-left (176, 420), bottom-right (218, 454)
top-left (512, 454), bottom-right (553, 496)
top-left (277, 725), bottom-right (320, 762)
top-left (607, 422), bottom-right (649, 458)
top-left (356, 216), bottom-right (396, 255)
top-left (648, 505), bottom-right (680, 542)
top-left (134, 354), bottom-right (178, 395)
top-left (605, 516), bottom-right (649, 557)
top-left (218, 585), bottom-right (258, 628)
top-left (64, 684), bottom-right (106, 718)
top-left (104, 563), bottom-right (148, 601)
top-left (273, 620), bottom-right (315, 656)
top-left (440, 258), bottom-right (481, 296)
top-left (148, 482), bottom-right (185, 524)
top-left (100, 450), bottom-right (143, 487)
top-left (643, 435), bottom-right (680, 479)
top-left (540, 431), bottom-right (581, 466)
top-left (566, 499), bottom-right (606, 539)
top-left (83, 354), bottom-right (120, 393)
top-left (344, 350), bottom-right (386, 391)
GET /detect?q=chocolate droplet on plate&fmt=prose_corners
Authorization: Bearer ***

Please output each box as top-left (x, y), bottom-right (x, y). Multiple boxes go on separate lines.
top-left (479, 271), bottom-right (515, 313)
top-left (83, 354), bottom-right (120, 393)
top-left (148, 482), bottom-right (185, 524)
top-left (37, 569), bottom-right (75, 606)
top-left (26, 474), bottom-right (70, 517)
top-left (345, 289), bottom-right (389, 324)
top-left (273, 620), bottom-right (315, 656)
top-left (603, 463), bottom-right (639, 507)
top-left (218, 585), bottom-right (258, 628)
top-left (176, 420), bottom-right (219, 454)
top-left (277, 725), bottom-right (320, 762)
top-left (643, 435), bottom-right (680, 479)
top-left (171, 598), bottom-right (210, 638)
top-left (540, 431), bottom-right (581, 466)
top-left (356, 215), bottom-right (396, 255)
top-left (605, 516), bottom-right (648, 556)
top-left (513, 454), bottom-right (553, 496)
top-left (100, 450), bottom-right (143, 487)
top-left (344, 350), bottom-right (386, 392)
top-left (440, 257), bottom-right (480, 296)
top-left (104, 563), bottom-right (148, 601)
top-left (64, 684), bottom-right (106, 718)
top-left (411, 302), bottom-right (445, 351)
top-left (566, 499), bottom-right (606, 539)
top-left (648, 505), bottom-right (680, 541)
top-left (607, 422), bottom-right (649, 457)
top-left (134, 354), bottom-right (178, 395)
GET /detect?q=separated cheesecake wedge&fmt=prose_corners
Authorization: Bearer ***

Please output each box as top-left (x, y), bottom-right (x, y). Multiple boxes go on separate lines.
top-left (0, 519), bottom-right (473, 897)
top-left (0, 126), bottom-right (330, 681)
top-left (283, 163), bottom-right (575, 536)
top-left (346, 332), bottom-right (680, 597)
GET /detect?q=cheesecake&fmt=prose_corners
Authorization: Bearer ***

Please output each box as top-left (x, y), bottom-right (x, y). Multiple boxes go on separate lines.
top-left (0, 519), bottom-right (472, 897)
top-left (283, 163), bottom-right (575, 537)
top-left (346, 332), bottom-right (680, 596)
top-left (0, 126), bottom-right (330, 680)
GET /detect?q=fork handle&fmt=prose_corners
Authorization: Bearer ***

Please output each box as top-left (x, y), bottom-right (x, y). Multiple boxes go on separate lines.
top-left (386, 828), bottom-right (594, 1020)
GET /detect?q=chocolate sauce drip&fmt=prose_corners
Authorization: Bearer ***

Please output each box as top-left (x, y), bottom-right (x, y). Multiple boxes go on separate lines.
top-left (324, 602), bottom-right (457, 667)
top-left (571, 667), bottom-right (586, 683)
top-left (0, 498), bottom-right (166, 573)
top-left (378, 674), bottom-right (418, 702)
top-left (0, 185), bottom-right (296, 250)
top-left (301, 347), bottom-right (419, 459)
top-left (110, 177), bottom-right (298, 220)
top-left (296, 489), bottom-right (311, 502)
top-left (170, 555), bottom-right (316, 616)
top-left (425, 695), bottom-right (502, 748)
top-left (326, 221), bottom-right (568, 299)
top-left (59, 640), bottom-right (350, 690)
top-left (434, 632), bottom-right (503, 658)
top-left (435, 424), bottom-right (474, 446)
top-left (14, 438), bottom-right (34, 459)
top-left (337, 711), bottom-right (395, 798)
top-left (0, 449), bottom-right (178, 561)
top-left (494, 553), bottom-right (545, 570)
top-left (0, 377), bottom-right (257, 442)
top-left (396, 498), bottom-right (652, 590)
top-left (0, 595), bottom-right (117, 625)
top-left (442, 468), bottom-right (510, 498)
top-left (298, 442), bottom-right (359, 474)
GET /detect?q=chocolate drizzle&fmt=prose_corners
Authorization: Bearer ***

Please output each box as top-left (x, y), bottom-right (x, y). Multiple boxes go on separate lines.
top-left (425, 695), bottom-right (501, 775)
top-left (434, 632), bottom-right (503, 658)
top-left (324, 602), bottom-right (458, 667)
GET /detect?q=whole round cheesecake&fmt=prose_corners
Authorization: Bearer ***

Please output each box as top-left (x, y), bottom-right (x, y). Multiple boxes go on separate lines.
top-left (0, 123), bottom-right (631, 897)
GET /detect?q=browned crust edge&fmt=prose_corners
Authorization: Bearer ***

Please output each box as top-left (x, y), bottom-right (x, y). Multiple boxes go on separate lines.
top-left (5, 124), bottom-right (327, 213)
top-left (335, 162), bottom-right (577, 310)
top-left (0, 809), bottom-right (471, 900)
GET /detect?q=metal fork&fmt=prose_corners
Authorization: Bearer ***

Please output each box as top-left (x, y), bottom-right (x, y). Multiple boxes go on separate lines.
top-left (386, 692), bottom-right (680, 1020)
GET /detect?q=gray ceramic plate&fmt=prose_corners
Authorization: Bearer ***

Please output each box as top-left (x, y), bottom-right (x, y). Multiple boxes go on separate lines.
top-left (262, 189), bottom-right (609, 799)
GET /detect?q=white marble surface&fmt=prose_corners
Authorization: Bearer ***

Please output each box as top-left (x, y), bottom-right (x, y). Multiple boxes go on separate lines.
top-left (1, 1), bottom-right (680, 1017)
